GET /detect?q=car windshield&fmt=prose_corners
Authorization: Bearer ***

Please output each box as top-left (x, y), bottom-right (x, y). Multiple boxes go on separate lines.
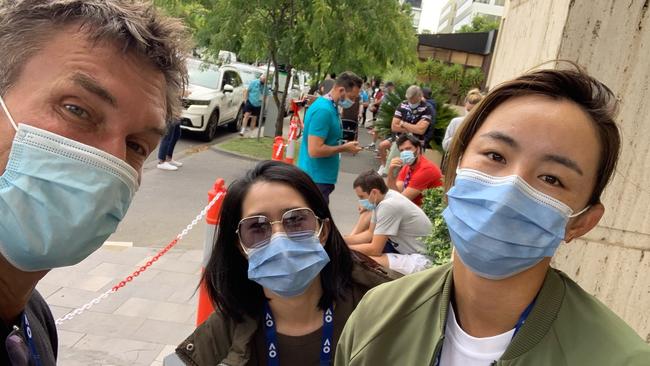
top-left (239, 69), bottom-right (263, 85)
top-left (188, 60), bottom-right (220, 89)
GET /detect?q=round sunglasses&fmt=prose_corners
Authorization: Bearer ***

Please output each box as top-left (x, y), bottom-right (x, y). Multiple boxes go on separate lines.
top-left (236, 207), bottom-right (327, 253)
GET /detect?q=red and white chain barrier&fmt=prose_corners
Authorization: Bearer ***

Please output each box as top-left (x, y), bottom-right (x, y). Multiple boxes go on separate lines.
top-left (55, 191), bottom-right (224, 325)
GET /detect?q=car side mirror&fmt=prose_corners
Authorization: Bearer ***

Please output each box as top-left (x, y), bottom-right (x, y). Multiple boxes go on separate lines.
top-left (223, 84), bottom-right (234, 93)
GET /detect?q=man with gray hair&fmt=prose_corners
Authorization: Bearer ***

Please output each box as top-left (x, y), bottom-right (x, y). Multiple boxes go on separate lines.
top-left (377, 85), bottom-right (433, 176)
top-left (0, 1), bottom-right (189, 364)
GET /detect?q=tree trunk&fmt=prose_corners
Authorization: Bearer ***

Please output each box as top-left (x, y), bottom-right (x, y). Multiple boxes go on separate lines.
top-left (274, 64), bottom-right (293, 137)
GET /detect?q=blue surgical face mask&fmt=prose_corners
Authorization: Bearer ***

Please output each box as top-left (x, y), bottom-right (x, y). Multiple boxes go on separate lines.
top-left (247, 232), bottom-right (330, 297)
top-left (339, 98), bottom-right (354, 109)
top-left (0, 96), bottom-right (139, 271)
top-left (359, 198), bottom-right (376, 211)
top-left (400, 150), bottom-right (416, 165)
top-left (409, 102), bottom-right (420, 109)
top-left (443, 168), bottom-right (589, 280)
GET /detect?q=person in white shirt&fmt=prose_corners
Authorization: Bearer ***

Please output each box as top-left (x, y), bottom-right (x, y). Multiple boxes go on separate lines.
top-left (344, 170), bottom-right (432, 274)
top-left (442, 89), bottom-right (484, 152)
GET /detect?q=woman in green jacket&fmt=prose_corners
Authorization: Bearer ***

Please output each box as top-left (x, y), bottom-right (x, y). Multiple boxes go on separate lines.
top-left (335, 66), bottom-right (650, 365)
top-left (176, 161), bottom-right (396, 365)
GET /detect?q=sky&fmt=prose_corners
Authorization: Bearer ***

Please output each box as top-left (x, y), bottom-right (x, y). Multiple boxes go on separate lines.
top-left (418, 0), bottom-right (445, 33)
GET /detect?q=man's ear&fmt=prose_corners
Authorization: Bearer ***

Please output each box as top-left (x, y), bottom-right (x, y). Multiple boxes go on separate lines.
top-left (564, 203), bottom-right (604, 243)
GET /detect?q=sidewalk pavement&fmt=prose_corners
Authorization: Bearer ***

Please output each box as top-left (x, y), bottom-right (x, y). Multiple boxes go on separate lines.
top-left (37, 245), bottom-right (201, 366)
top-left (39, 121), bottom-right (381, 365)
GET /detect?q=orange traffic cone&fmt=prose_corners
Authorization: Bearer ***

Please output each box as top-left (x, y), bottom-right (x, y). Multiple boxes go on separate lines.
top-left (272, 136), bottom-right (285, 161)
top-left (196, 179), bottom-right (226, 326)
top-left (285, 121), bottom-right (298, 165)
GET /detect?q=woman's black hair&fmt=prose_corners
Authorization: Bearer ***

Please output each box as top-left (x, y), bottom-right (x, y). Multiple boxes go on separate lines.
top-left (203, 160), bottom-right (355, 322)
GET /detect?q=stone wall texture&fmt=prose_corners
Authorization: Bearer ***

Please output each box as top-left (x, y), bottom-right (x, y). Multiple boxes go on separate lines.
top-left (488, 0), bottom-right (650, 342)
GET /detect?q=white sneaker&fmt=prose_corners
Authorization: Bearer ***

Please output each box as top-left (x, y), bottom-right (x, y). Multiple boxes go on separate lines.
top-left (377, 165), bottom-right (385, 176)
top-left (239, 127), bottom-right (245, 136)
top-left (168, 160), bottom-right (183, 167)
top-left (157, 162), bottom-right (178, 171)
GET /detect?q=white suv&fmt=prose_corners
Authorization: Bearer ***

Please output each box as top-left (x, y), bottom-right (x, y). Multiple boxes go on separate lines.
top-left (180, 59), bottom-right (246, 141)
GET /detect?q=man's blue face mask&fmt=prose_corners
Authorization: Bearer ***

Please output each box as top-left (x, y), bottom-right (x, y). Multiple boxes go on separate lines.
top-left (0, 95), bottom-right (139, 271)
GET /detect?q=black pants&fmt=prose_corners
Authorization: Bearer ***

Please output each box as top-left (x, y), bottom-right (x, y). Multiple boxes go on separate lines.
top-left (316, 183), bottom-right (335, 205)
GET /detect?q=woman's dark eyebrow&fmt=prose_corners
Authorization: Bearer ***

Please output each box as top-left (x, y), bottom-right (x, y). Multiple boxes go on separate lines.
top-left (479, 131), bottom-right (519, 148)
top-left (542, 154), bottom-right (584, 176)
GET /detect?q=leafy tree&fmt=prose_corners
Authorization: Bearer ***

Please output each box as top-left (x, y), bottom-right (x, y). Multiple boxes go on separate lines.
top-left (457, 15), bottom-right (500, 33)
top-left (153, 0), bottom-right (207, 39)
top-left (157, 0), bottom-right (417, 136)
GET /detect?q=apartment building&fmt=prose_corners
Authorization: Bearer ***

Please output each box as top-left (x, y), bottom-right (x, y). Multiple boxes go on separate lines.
top-left (438, 0), bottom-right (505, 33)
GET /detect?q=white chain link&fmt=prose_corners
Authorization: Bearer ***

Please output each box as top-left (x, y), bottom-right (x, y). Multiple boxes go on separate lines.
top-left (55, 191), bottom-right (224, 325)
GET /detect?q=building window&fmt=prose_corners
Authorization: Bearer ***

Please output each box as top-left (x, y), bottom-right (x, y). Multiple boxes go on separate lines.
top-left (405, 0), bottom-right (422, 9)
top-left (494, 0), bottom-right (506, 5)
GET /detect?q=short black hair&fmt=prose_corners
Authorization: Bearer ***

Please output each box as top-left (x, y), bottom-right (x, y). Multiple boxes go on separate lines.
top-left (353, 170), bottom-right (388, 194)
top-left (335, 71), bottom-right (363, 91)
top-left (385, 81), bottom-right (395, 88)
top-left (422, 87), bottom-right (432, 99)
top-left (203, 161), bottom-right (354, 322)
top-left (329, 72), bottom-right (336, 79)
top-left (397, 133), bottom-right (422, 150)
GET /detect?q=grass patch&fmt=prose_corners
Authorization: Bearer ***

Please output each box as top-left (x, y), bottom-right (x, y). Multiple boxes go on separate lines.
top-left (217, 136), bottom-right (300, 161)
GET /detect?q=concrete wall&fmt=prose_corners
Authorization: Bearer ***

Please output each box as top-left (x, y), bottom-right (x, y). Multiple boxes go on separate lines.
top-left (487, 0), bottom-right (571, 88)
top-left (488, 0), bottom-right (650, 341)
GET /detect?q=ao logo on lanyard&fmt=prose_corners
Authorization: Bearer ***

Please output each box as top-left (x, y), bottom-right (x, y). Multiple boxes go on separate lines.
top-left (263, 300), bottom-right (335, 366)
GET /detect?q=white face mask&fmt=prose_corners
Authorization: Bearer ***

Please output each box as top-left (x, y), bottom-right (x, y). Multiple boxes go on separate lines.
top-left (0, 96), bottom-right (138, 271)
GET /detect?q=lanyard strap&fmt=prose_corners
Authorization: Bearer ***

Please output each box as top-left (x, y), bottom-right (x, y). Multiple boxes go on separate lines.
top-left (22, 313), bottom-right (42, 366)
top-left (263, 300), bottom-right (335, 366)
top-left (434, 298), bottom-right (537, 366)
top-left (512, 298), bottom-right (536, 338)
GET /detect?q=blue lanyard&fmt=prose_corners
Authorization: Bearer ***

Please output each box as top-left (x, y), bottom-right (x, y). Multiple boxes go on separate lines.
top-left (434, 299), bottom-right (536, 366)
top-left (22, 313), bottom-right (42, 366)
top-left (263, 300), bottom-right (335, 366)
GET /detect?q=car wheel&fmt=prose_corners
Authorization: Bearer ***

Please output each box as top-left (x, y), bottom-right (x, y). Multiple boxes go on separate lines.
top-left (228, 106), bottom-right (243, 132)
top-left (200, 110), bottom-right (219, 142)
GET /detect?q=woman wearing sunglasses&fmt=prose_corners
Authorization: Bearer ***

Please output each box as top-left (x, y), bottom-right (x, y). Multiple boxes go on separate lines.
top-left (175, 161), bottom-right (397, 366)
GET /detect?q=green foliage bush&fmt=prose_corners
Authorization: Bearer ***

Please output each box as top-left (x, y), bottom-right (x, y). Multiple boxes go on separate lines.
top-left (416, 58), bottom-right (485, 104)
top-left (457, 15), bottom-right (500, 33)
top-left (420, 187), bottom-right (452, 266)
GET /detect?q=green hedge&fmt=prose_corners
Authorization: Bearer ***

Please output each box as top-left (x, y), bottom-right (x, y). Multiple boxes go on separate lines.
top-left (420, 187), bottom-right (452, 265)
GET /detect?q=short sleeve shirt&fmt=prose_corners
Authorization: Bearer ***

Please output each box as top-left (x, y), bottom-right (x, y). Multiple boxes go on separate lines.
top-left (393, 101), bottom-right (433, 140)
top-left (372, 190), bottom-right (432, 254)
top-left (247, 79), bottom-right (267, 107)
top-left (397, 155), bottom-right (443, 206)
top-left (297, 96), bottom-right (342, 184)
top-left (360, 90), bottom-right (369, 103)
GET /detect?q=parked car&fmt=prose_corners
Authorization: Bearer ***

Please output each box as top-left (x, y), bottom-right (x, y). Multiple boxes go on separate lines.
top-left (231, 62), bottom-right (264, 85)
top-left (257, 65), bottom-right (310, 115)
top-left (180, 58), bottom-right (246, 141)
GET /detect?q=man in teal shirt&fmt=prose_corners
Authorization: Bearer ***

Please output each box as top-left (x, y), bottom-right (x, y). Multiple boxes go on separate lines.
top-left (298, 72), bottom-right (363, 203)
top-left (240, 74), bottom-right (269, 135)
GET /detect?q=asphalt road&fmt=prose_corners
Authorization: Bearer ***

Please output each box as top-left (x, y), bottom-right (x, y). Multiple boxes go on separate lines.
top-left (142, 127), bottom-right (234, 170)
